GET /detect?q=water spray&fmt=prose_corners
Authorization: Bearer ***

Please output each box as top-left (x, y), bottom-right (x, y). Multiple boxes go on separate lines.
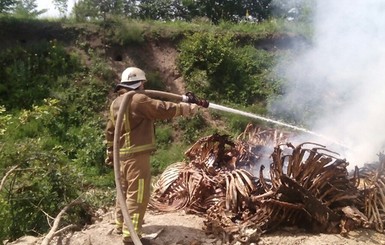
top-left (208, 102), bottom-right (348, 149)
top-left (179, 92), bottom-right (346, 148)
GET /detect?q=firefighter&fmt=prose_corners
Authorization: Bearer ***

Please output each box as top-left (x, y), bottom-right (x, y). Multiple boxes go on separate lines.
top-left (105, 67), bottom-right (199, 245)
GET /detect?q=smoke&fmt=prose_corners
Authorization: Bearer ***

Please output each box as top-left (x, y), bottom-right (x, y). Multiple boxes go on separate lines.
top-left (269, 0), bottom-right (385, 168)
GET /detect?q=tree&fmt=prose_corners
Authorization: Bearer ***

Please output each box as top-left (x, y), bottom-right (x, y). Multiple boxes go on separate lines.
top-left (71, 0), bottom-right (274, 23)
top-left (270, 0), bottom-right (315, 22)
top-left (12, 0), bottom-right (46, 18)
top-left (171, 0), bottom-right (200, 21)
top-left (100, 0), bottom-right (124, 17)
top-left (73, 0), bottom-right (99, 20)
top-left (122, 0), bottom-right (138, 17)
top-left (0, 0), bottom-right (17, 13)
top-left (193, 0), bottom-right (219, 23)
top-left (138, 0), bottom-right (174, 20)
top-left (53, 0), bottom-right (68, 17)
top-left (194, 0), bottom-right (272, 23)
top-left (73, 0), bottom-right (124, 20)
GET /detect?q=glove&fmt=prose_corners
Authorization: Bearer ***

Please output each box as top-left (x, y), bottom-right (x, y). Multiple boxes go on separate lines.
top-left (182, 92), bottom-right (197, 103)
top-left (180, 102), bottom-right (199, 117)
top-left (182, 92), bottom-right (209, 108)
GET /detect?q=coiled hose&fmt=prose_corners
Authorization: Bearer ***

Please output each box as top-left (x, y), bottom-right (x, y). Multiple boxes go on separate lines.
top-left (113, 90), bottom-right (184, 245)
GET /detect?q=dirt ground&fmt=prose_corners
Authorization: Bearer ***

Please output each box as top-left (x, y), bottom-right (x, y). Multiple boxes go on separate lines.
top-left (7, 208), bottom-right (385, 245)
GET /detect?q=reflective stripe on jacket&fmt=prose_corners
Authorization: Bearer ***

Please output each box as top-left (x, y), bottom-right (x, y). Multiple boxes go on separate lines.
top-left (105, 92), bottom-right (182, 157)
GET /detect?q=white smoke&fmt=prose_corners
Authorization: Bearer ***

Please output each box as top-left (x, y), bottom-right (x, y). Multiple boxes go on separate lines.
top-left (269, 0), bottom-right (385, 168)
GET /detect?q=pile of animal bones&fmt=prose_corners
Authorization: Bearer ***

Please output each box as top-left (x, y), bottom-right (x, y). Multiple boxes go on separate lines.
top-left (149, 123), bottom-right (385, 244)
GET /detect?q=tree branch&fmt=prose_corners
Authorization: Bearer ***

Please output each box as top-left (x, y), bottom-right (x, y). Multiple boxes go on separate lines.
top-left (53, 224), bottom-right (79, 236)
top-left (0, 165), bottom-right (19, 192)
top-left (41, 197), bottom-right (82, 245)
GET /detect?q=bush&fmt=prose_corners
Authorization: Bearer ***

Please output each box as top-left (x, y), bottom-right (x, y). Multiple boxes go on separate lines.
top-left (177, 113), bottom-right (207, 144)
top-left (0, 137), bottom-right (80, 241)
top-left (155, 124), bottom-right (173, 147)
top-left (177, 32), bottom-right (281, 106)
top-left (0, 40), bottom-right (80, 110)
top-left (151, 143), bottom-right (187, 176)
top-left (0, 40), bottom-right (112, 241)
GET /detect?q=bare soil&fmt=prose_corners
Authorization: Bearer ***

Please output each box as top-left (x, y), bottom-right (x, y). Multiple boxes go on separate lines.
top-left (8, 208), bottom-right (385, 245)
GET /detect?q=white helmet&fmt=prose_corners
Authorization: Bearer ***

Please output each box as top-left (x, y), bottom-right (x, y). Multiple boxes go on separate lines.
top-left (116, 67), bottom-right (147, 90)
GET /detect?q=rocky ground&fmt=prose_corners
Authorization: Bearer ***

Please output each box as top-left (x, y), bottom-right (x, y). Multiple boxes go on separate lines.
top-left (7, 208), bottom-right (385, 245)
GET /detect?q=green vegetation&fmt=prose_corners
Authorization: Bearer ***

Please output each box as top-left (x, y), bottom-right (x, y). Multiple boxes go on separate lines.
top-left (0, 22), bottom-right (115, 241)
top-left (0, 1), bottom-right (313, 241)
top-left (103, 18), bottom-right (312, 45)
top-left (177, 32), bottom-right (281, 106)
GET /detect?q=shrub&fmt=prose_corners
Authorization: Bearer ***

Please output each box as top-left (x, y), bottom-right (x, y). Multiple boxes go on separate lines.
top-left (105, 19), bottom-right (144, 45)
top-left (177, 32), bottom-right (281, 106)
top-left (151, 143), bottom-right (186, 176)
top-left (0, 40), bottom-right (112, 241)
top-left (0, 40), bottom-right (80, 110)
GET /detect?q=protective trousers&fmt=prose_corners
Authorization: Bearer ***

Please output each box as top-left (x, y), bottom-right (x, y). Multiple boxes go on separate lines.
top-left (115, 152), bottom-right (151, 239)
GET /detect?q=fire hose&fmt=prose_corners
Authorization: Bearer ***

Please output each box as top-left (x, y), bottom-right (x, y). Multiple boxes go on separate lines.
top-left (113, 90), bottom-right (208, 245)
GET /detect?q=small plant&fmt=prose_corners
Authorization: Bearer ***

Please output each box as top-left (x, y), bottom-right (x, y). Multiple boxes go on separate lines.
top-left (177, 113), bottom-right (208, 144)
top-left (151, 143), bottom-right (187, 176)
top-left (155, 124), bottom-right (173, 147)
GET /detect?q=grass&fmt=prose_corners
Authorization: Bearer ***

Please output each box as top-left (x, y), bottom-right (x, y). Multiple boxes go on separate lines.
top-left (102, 17), bottom-right (312, 44)
top-left (151, 143), bottom-right (188, 176)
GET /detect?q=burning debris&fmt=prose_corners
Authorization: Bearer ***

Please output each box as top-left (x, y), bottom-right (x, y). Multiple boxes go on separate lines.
top-left (149, 123), bottom-right (385, 244)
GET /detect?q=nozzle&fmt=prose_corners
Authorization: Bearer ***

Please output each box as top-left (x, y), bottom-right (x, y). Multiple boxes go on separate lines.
top-left (184, 92), bottom-right (209, 108)
top-left (195, 99), bottom-right (209, 108)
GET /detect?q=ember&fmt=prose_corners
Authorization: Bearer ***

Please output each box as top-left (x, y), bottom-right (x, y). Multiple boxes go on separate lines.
top-left (149, 123), bottom-right (384, 244)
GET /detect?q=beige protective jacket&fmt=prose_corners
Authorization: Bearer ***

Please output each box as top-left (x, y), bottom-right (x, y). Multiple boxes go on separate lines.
top-left (105, 91), bottom-right (183, 158)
